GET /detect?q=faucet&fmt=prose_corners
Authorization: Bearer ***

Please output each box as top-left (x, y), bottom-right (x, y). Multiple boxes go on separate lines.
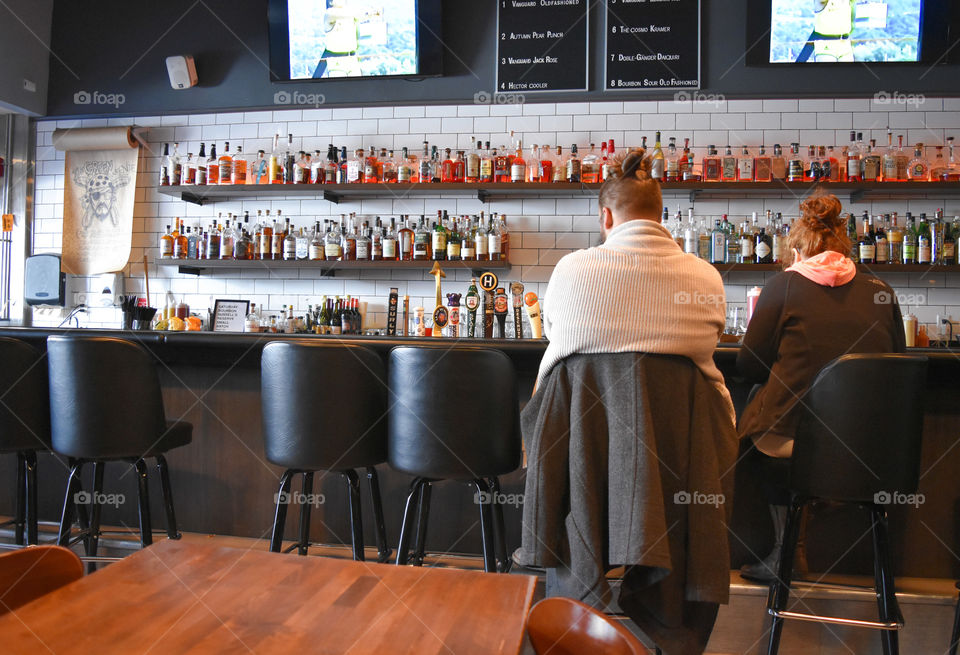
top-left (58, 304), bottom-right (88, 328)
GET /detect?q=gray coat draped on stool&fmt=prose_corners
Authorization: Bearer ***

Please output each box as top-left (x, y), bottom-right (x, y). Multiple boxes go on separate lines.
top-left (517, 353), bottom-right (738, 655)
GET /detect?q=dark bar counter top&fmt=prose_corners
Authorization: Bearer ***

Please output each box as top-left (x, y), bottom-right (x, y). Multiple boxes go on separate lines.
top-left (1, 326), bottom-right (957, 580)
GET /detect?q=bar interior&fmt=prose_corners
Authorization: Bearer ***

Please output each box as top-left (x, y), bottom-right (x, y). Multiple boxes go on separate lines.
top-left (0, 1), bottom-right (959, 653)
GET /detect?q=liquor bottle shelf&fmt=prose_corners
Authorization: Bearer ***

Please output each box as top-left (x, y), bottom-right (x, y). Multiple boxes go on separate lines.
top-left (712, 263), bottom-right (960, 274)
top-left (157, 258), bottom-right (512, 276)
top-left (157, 181), bottom-right (960, 206)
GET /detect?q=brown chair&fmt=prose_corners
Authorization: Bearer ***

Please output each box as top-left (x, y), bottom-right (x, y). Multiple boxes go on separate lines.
top-left (0, 546), bottom-right (83, 615)
top-left (526, 597), bottom-right (652, 655)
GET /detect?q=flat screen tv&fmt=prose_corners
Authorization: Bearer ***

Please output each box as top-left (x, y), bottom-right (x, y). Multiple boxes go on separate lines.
top-left (267, 0), bottom-right (443, 81)
top-left (747, 0), bottom-right (956, 65)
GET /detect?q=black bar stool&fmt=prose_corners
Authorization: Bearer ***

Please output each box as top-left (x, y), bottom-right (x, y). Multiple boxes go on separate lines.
top-left (0, 338), bottom-right (51, 546)
top-left (261, 341), bottom-right (390, 562)
top-left (388, 346), bottom-right (521, 573)
top-left (766, 353), bottom-right (927, 655)
top-left (47, 336), bottom-right (192, 554)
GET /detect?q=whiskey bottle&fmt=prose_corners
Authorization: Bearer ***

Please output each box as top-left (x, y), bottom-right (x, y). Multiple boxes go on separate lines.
top-left (398, 217), bottom-right (414, 261)
top-left (858, 214), bottom-right (876, 264)
top-left (907, 144), bottom-right (930, 181)
top-left (218, 142), bottom-right (233, 185)
top-left (159, 224), bottom-right (174, 258)
top-left (206, 143), bottom-right (219, 185)
top-left (770, 144), bottom-right (787, 180)
top-left (413, 217), bottom-right (430, 261)
top-left (651, 132), bottom-right (665, 180)
top-left (565, 144), bottom-right (581, 183)
top-left (356, 223), bottom-right (371, 261)
top-left (159, 143), bottom-right (171, 186)
top-left (325, 219), bottom-right (343, 261)
top-left (231, 146), bottom-right (248, 184)
top-left (431, 218), bottom-right (447, 261)
top-left (196, 143), bottom-right (207, 185)
top-left (466, 137), bottom-right (481, 183)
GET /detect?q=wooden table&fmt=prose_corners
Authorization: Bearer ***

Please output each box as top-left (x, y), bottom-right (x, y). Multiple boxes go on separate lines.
top-left (0, 540), bottom-right (537, 654)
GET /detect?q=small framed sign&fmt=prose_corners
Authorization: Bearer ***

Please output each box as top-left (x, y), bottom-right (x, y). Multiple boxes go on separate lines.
top-left (212, 299), bottom-right (250, 332)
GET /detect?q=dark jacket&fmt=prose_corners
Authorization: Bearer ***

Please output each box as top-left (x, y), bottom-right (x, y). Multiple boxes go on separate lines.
top-left (738, 271), bottom-right (906, 451)
top-left (518, 353), bottom-right (738, 655)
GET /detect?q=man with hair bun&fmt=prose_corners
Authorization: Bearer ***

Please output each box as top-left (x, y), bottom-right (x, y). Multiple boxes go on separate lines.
top-left (737, 192), bottom-right (905, 583)
top-left (535, 148), bottom-right (735, 418)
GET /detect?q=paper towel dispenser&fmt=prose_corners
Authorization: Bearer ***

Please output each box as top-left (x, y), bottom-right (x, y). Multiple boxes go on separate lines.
top-left (24, 254), bottom-right (65, 306)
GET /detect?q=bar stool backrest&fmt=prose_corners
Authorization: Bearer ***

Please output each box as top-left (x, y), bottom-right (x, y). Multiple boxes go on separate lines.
top-left (0, 337), bottom-right (50, 453)
top-left (47, 336), bottom-right (167, 459)
top-left (388, 346), bottom-right (521, 479)
top-left (261, 341), bottom-right (387, 470)
top-left (526, 597), bottom-right (649, 654)
top-left (790, 353), bottom-right (927, 502)
top-left (0, 545), bottom-right (83, 615)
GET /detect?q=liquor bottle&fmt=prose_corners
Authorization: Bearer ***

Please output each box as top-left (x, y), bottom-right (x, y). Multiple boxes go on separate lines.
top-left (549, 146), bottom-right (564, 182)
top-left (944, 218), bottom-right (957, 265)
top-left (662, 138), bottom-right (679, 182)
top-left (324, 145), bottom-right (339, 185)
top-left (437, 148), bottom-right (453, 183)
top-left (875, 215), bottom-right (889, 264)
top-left (159, 224), bottom-right (174, 258)
top-left (510, 142), bottom-right (527, 183)
top-left (186, 225), bottom-right (199, 259)
top-left (452, 149), bottom-right (466, 183)
top-left (418, 141), bottom-right (432, 183)
top-left (565, 144), bottom-right (581, 183)
top-left (383, 150), bottom-right (399, 183)
top-left (930, 210), bottom-right (945, 265)
top-left (382, 217), bottom-right (398, 261)
top-left (347, 148), bottom-right (364, 183)
top-left (882, 129), bottom-right (897, 182)
top-left (525, 144), bottom-right (541, 183)
top-left (431, 145), bottom-right (442, 183)
top-left (281, 134), bottom-right (295, 184)
top-left (293, 150), bottom-right (309, 184)
top-left (231, 146), bottom-right (248, 184)
top-left (918, 214), bottom-right (932, 264)
top-left (474, 216), bottom-right (488, 261)
top-left (341, 215), bottom-right (357, 260)
top-left (364, 147), bottom-right (380, 183)
top-left (846, 131), bottom-right (861, 182)
top-left (446, 219), bottom-right (462, 261)
top-left (397, 147), bottom-right (414, 183)
top-left (325, 219), bottom-right (343, 261)
top-left (720, 145), bottom-right (737, 182)
top-left (945, 137), bottom-right (960, 181)
top-left (819, 146), bottom-right (834, 181)
top-left (702, 146), bottom-right (721, 182)
top-left (895, 135), bottom-right (910, 181)
top-left (281, 223), bottom-right (296, 261)
top-left (355, 223), bottom-right (370, 260)
top-left (466, 137), bottom-right (481, 183)
top-left (410, 217), bottom-right (428, 261)
top-left (739, 220), bottom-right (755, 263)
top-left (786, 143), bottom-right (805, 182)
top-left (803, 145), bottom-right (820, 181)
top-left (858, 214), bottom-right (876, 264)
top-left (500, 215), bottom-right (510, 261)
top-left (770, 144), bottom-right (787, 180)
top-left (377, 147), bottom-right (389, 181)
top-left (930, 146), bottom-right (948, 182)
top-left (709, 220), bottom-right (726, 263)
top-left (475, 141), bottom-right (491, 183)
top-left (579, 143), bottom-right (599, 184)
top-left (430, 216), bottom-right (446, 261)
top-left (603, 139), bottom-right (617, 181)
top-left (371, 224), bottom-right (383, 261)
top-left (903, 215), bottom-right (917, 264)
top-left (196, 143), bottom-right (207, 185)
top-left (219, 218), bottom-right (236, 260)
top-left (309, 222), bottom-right (325, 260)
top-left (207, 219), bottom-right (220, 260)
top-left (772, 213), bottom-right (787, 264)
top-left (908, 144), bottom-right (930, 181)
top-left (650, 132), bottom-right (665, 180)
top-left (887, 213), bottom-right (903, 264)
top-left (206, 143), bottom-right (219, 185)
top-left (170, 143), bottom-right (182, 186)
top-left (236, 225), bottom-right (254, 260)
top-left (488, 216), bottom-right (504, 261)
top-left (182, 152), bottom-right (196, 185)
top-left (755, 227), bottom-right (773, 264)
top-left (490, 146), bottom-right (507, 183)
top-left (737, 146), bottom-right (754, 182)
top-left (218, 142), bottom-right (233, 185)
top-left (397, 217), bottom-right (413, 261)
top-left (723, 215), bottom-right (740, 263)
top-left (272, 212), bottom-right (287, 260)
top-left (159, 143), bottom-right (171, 186)
top-left (826, 146), bottom-right (841, 181)
top-left (259, 210), bottom-right (272, 260)
top-left (310, 150), bottom-right (324, 184)
top-left (862, 139), bottom-right (881, 182)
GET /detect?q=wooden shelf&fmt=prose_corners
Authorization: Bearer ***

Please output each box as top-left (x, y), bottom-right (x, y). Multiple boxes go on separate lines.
top-left (156, 258), bottom-right (511, 276)
top-left (712, 263), bottom-right (960, 274)
top-left (156, 181), bottom-right (960, 205)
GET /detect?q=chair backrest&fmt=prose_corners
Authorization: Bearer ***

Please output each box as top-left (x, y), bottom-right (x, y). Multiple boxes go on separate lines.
top-left (261, 341), bottom-right (387, 470)
top-left (526, 597), bottom-right (650, 655)
top-left (388, 346), bottom-right (521, 479)
top-left (790, 353), bottom-right (928, 502)
top-left (0, 546), bottom-right (83, 615)
top-left (47, 336), bottom-right (167, 459)
top-left (0, 338), bottom-right (51, 452)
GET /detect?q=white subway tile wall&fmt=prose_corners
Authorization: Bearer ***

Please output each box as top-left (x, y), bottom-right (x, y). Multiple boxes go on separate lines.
top-left (31, 97), bottom-right (960, 332)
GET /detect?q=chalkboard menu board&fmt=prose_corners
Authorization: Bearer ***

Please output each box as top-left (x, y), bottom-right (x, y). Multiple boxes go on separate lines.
top-left (496, 0), bottom-right (589, 94)
top-left (605, 0), bottom-right (701, 91)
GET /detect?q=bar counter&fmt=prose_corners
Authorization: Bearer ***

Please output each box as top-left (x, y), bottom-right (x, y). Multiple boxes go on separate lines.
top-left (0, 326), bottom-right (957, 580)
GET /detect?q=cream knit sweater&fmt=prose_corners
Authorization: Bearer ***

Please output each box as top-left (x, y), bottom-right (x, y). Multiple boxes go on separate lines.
top-left (538, 219), bottom-right (735, 419)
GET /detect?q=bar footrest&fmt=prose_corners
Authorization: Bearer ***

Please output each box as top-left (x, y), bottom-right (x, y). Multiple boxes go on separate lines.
top-left (769, 608), bottom-right (903, 630)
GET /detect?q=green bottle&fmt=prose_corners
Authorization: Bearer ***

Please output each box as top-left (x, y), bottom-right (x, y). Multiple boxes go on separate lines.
top-left (464, 278), bottom-right (481, 338)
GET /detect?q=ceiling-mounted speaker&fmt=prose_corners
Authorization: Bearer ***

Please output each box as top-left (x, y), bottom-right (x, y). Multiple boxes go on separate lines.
top-left (166, 55), bottom-right (198, 90)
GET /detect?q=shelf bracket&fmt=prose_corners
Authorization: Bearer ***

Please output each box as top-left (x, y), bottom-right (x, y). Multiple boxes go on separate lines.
top-left (477, 189), bottom-right (490, 204)
top-left (323, 190), bottom-right (342, 204)
top-left (688, 189), bottom-right (698, 203)
top-left (178, 265), bottom-right (205, 276)
top-left (850, 188), bottom-right (866, 203)
top-left (180, 192), bottom-right (205, 206)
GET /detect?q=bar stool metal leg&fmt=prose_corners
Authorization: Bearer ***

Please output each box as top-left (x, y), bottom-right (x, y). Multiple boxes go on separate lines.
top-left (58, 460), bottom-right (84, 547)
top-left (488, 476), bottom-right (509, 573)
top-left (412, 482), bottom-right (432, 567)
top-left (297, 472), bottom-right (314, 556)
top-left (24, 450), bottom-right (38, 546)
top-left (396, 477), bottom-right (426, 566)
top-left (766, 498), bottom-right (805, 655)
top-left (155, 454), bottom-right (181, 540)
top-left (366, 467), bottom-right (391, 563)
top-left (871, 505), bottom-right (901, 655)
top-left (472, 478), bottom-right (497, 573)
top-left (13, 453), bottom-right (25, 545)
top-left (344, 469), bottom-right (365, 561)
top-left (87, 462), bottom-right (105, 572)
top-left (270, 469), bottom-right (295, 553)
top-left (134, 459), bottom-right (153, 547)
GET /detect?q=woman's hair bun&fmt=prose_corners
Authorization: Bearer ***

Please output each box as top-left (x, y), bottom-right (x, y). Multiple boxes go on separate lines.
top-left (799, 194), bottom-right (843, 230)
